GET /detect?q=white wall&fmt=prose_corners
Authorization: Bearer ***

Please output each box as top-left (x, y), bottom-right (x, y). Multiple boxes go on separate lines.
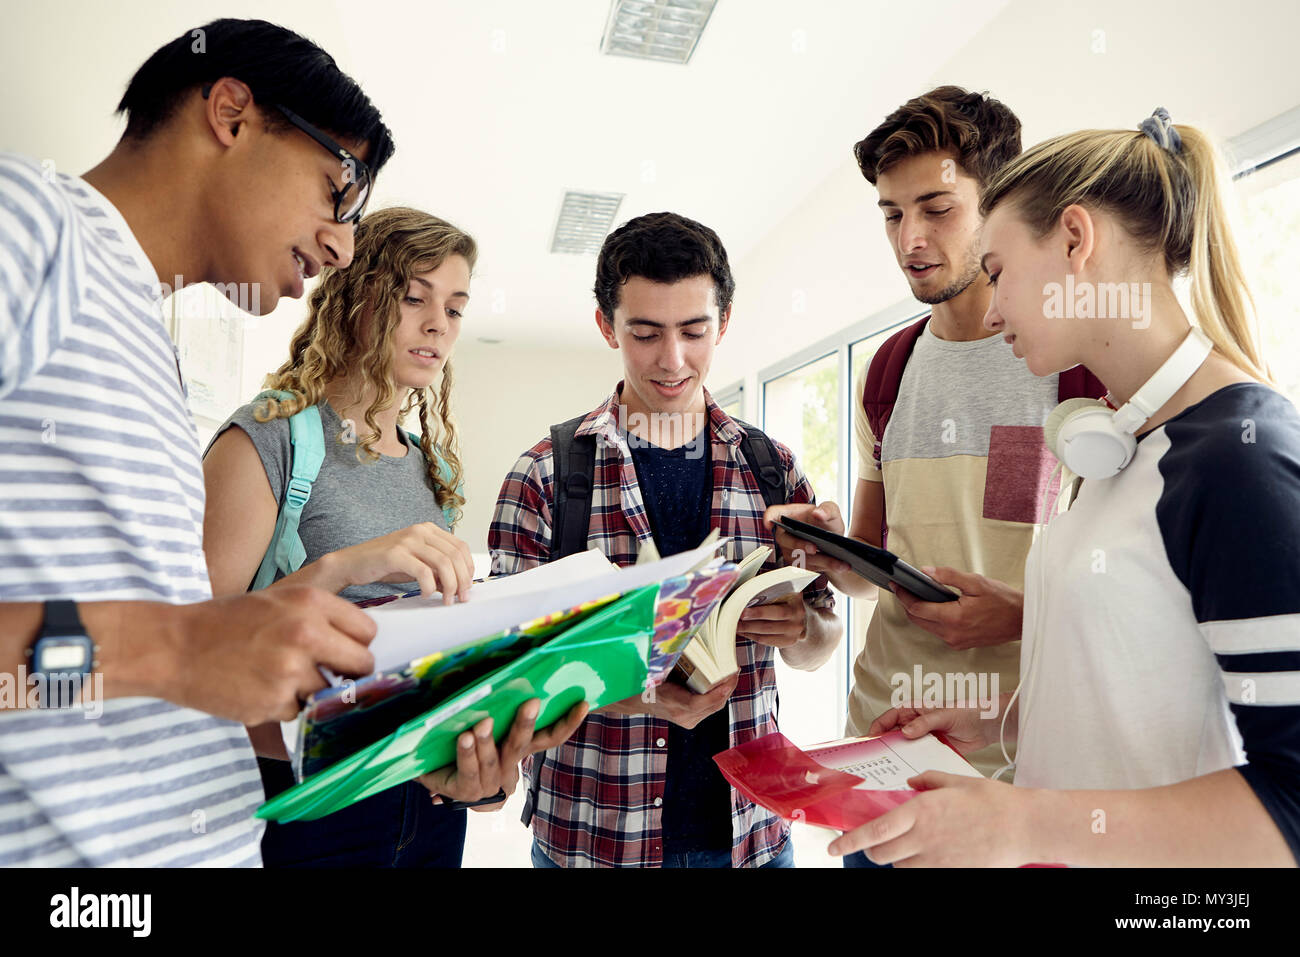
top-left (239, 302), bottom-right (307, 403)
top-left (449, 343), bottom-right (622, 554)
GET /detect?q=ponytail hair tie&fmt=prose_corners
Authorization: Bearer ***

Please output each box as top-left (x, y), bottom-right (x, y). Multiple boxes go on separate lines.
top-left (1140, 107), bottom-right (1183, 155)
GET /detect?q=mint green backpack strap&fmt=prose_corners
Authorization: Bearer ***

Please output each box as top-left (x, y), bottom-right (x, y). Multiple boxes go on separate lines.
top-left (406, 430), bottom-right (460, 530)
top-left (251, 391), bottom-right (326, 591)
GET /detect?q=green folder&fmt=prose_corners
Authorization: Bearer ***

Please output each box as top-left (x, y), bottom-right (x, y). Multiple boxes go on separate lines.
top-left (257, 583), bottom-right (659, 823)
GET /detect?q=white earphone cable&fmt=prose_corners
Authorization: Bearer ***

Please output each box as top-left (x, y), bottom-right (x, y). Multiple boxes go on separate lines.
top-left (992, 460), bottom-right (1066, 781)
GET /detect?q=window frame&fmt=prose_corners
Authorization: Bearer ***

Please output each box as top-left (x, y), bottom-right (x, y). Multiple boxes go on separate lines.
top-left (1226, 104), bottom-right (1300, 179)
top-left (712, 379), bottom-right (745, 420)
top-left (757, 297), bottom-right (925, 726)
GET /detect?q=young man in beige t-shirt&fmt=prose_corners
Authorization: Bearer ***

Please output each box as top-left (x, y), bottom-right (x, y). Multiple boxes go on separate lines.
top-left (767, 88), bottom-right (1096, 865)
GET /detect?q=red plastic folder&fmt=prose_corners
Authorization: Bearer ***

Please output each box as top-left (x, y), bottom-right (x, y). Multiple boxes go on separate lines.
top-left (714, 732), bottom-right (921, 831)
top-left (716, 732), bottom-right (1065, 866)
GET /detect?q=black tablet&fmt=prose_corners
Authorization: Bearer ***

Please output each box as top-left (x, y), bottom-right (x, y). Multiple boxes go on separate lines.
top-left (775, 516), bottom-right (959, 603)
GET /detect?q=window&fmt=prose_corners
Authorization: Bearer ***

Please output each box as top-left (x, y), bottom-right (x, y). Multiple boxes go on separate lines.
top-left (713, 380), bottom-right (745, 421)
top-left (756, 305), bottom-right (917, 867)
top-left (844, 323), bottom-right (910, 662)
top-left (763, 352), bottom-right (844, 748)
top-left (757, 303), bottom-right (920, 744)
top-left (165, 283), bottom-right (248, 446)
top-left (764, 354), bottom-right (840, 510)
top-left (1235, 150), bottom-right (1300, 401)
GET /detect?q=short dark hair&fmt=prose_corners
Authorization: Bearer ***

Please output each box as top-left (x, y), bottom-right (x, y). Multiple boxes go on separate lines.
top-left (116, 18), bottom-right (395, 174)
top-left (853, 85), bottom-right (1020, 188)
top-left (594, 212), bottom-right (735, 319)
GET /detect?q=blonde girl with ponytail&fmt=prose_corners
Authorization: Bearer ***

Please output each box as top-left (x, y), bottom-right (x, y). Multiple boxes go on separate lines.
top-left (831, 111), bottom-right (1300, 867)
top-left (202, 206), bottom-right (586, 868)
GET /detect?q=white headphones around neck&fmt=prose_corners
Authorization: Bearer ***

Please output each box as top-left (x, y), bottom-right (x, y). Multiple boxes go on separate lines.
top-left (1044, 326), bottom-right (1214, 480)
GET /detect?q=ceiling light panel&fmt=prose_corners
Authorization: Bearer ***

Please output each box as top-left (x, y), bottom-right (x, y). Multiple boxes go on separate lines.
top-left (600, 0), bottom-right (718, 65)
top-left (550, 190), bottom-right (625, 254)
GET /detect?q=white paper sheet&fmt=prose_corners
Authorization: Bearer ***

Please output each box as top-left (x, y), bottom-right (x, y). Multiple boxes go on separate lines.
top-left (363, 539), bottom-right (725, 673)
top-left (808, 732), bottom-right (984, 790)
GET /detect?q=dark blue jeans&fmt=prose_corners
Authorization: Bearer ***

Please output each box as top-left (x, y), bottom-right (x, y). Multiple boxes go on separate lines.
top-left (259, 758), bottom-right (466, 868)
top-left (843, 850), bottom-right (892, 869)
top-left (531, 838), bottom-right (796, 868)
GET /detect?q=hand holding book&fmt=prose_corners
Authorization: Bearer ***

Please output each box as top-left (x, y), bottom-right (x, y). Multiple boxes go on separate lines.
top-left (597, 671), bottom-right (738, 729)
top-left (735, 596), bottom-right (807, 649)
top-left (417, 697), bottom-right (590, 810)
top-left (821, 751), bottom-right (1045, 867)
top-left (282, 522), bottom-right (477, 605)
top-left (668, 542), bottom-right (822, 692)
top-left (866, 693), bottom-right (1014, 756)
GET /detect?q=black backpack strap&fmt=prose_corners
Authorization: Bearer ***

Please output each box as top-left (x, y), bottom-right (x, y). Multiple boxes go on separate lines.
top-left (524, 415), bottom-right (597, 829)
top-left (735, 421), bottom-right (788, 510)
top-left (547, 415), bottom-right (598, 561)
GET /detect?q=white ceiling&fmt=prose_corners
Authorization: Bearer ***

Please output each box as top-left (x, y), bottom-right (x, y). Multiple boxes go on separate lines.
top-left (4, 0), bottom-right (1009, 349)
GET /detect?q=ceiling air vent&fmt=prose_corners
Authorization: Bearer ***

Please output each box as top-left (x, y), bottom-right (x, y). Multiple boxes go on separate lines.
top-left (550, 190), bottom-right (625, 255)
top-left (599, 0), bottom-right (718, 65)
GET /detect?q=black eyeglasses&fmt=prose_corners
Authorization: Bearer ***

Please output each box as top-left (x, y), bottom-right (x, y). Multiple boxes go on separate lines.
top-left (274, 103), bottom-right (373, 224)
top-left (201, 85), bottom-right (374, 224)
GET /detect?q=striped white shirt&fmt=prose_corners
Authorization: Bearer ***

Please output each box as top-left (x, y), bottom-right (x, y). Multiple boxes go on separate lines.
top-left (0, 152), bottom-right (264, 866)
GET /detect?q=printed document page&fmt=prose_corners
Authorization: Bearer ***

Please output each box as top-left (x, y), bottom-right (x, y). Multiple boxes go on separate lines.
top-left (808, 732), bottom-right (984, 789)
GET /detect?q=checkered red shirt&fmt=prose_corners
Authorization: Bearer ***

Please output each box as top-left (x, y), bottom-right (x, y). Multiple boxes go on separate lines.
top-left (488, 384), bottom-right (835, 867)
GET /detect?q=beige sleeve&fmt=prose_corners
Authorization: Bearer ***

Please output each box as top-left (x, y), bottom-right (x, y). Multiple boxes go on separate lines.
top-left (853, 366), bottom-right (883, 482)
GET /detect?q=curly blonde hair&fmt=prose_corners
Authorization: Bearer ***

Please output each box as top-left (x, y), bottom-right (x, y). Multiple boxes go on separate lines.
top-left (255, 206), bottom-right (475, 526)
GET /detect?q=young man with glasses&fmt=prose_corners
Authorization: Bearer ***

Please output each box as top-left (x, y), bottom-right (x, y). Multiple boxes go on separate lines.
top-left (0, 18), bottom-right (511, 867)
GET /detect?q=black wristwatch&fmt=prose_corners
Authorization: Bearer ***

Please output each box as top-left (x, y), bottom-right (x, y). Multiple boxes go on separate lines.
top-left (438, 789), bottom-right (508, 811)
top-left (28, 600), bottom-right (98, 708)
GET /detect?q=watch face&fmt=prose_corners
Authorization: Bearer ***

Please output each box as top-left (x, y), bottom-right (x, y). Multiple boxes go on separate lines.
top-left (34, 637), bottom-right (93, 673)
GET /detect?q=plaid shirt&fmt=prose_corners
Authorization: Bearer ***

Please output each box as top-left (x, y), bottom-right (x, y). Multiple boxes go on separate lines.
top-left (489, 383), bottom-right (835, 867)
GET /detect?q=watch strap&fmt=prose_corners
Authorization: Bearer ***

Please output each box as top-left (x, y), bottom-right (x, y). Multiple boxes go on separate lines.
top-left (41, 599), bottom-right (86, 638)
top-left (437, 789), bottom-right (507, 811)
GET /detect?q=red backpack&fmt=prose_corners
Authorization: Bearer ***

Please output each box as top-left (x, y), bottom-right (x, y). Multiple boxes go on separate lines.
top-left (862, 316), bottom-right (1107, 539)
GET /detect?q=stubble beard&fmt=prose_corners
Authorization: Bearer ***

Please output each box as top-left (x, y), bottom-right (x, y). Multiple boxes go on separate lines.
top-left (911, 239), bottom-right (983, 305)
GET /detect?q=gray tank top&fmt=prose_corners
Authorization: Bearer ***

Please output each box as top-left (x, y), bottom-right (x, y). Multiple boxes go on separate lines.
top-left (208, 398), bottom-right (451, 601)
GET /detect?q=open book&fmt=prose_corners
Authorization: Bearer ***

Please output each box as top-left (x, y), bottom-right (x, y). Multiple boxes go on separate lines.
top-left (714, 730), bottom-right (982, 832)
top-left (639, 536), bottom-right (820, 692)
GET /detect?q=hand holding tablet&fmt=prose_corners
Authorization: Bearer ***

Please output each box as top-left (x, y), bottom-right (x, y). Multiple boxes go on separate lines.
top-left (774, 516), bottom-right (959, 603)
